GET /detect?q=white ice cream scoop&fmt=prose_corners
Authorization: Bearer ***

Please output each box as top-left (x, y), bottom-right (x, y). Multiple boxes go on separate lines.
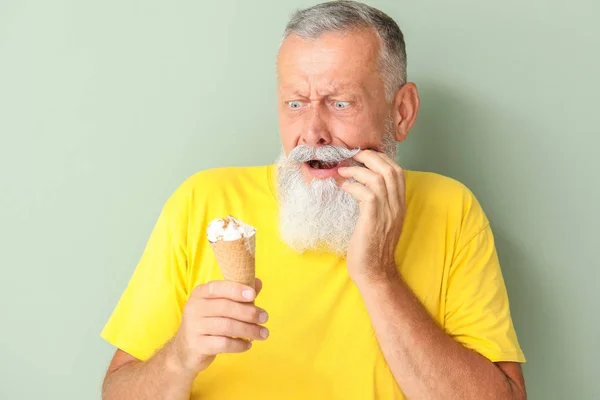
top-left (207, 216), bottom-right (256, 243)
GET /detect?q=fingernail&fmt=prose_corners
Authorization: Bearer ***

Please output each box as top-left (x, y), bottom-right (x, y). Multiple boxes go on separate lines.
top-left (242, 289), bottom-right (255, 300)
top-left (259, 311), bottom-right (269, 323)
top-left (260, 328), bottom-right (269, 339)
top-left (247, 341), bottom-right (252, 349)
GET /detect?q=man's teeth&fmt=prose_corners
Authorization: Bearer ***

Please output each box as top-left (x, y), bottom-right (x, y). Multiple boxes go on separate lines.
top-left (308, 160), bottom-right (341, 169)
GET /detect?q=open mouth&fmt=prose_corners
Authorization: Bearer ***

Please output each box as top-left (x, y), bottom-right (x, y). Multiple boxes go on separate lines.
top-left (307, 160), bottom-right (342, 169)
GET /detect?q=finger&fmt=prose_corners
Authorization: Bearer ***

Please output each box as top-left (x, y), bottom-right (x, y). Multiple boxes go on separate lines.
top-left (199, 335), bottom-right (252, 355)
top-left (200, 317), bottom-right (269, 341)
top-left (372, 149), bottom-right (400, 167)
top-left (199, 298), bottom-right (269, 324)
top-left (355, 148), bottom-right (399, 168)
top-left (255, 278), bottom-right (263, 296)
top-left (373, 152), bottom-right (405, 201)
top-left (338, 166), bottom-right (387, 198)
top-left (341, 182), bottom-right (378, 215)
top-left (352, 150), bottom-right (404, 207)
top-left (352, 149), bottom-right (394, 172)
top-left (193, 280), bottom-right (256, 302)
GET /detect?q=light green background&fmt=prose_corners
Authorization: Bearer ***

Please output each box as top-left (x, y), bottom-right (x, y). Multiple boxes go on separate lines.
top-left (1, 0), bottom-right (598, 399)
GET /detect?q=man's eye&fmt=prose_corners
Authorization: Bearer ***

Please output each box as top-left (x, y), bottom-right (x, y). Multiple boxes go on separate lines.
top-left (334, 101), bottom-right (351, 109)
top-left (287, 101), bottom-right (303, 110)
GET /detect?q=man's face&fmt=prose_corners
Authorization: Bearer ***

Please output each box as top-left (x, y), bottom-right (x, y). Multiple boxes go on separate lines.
top-left (274, 28), bottom-right (397, 256)
top-left (276, 28), bottom-right (393, 185)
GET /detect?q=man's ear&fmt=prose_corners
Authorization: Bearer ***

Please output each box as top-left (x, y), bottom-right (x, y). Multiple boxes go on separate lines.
top-left (392, 82), bottom-right (420, 143)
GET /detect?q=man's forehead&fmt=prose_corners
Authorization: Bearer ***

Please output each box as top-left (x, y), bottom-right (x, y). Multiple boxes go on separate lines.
top-left (277, 31), bottom-right (380, 93)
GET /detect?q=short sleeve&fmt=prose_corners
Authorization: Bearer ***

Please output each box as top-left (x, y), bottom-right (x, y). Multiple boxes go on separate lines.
top-left (444, 223), bottom-right (526, 363)
top-left (100, 187), bottom-right (190, 361)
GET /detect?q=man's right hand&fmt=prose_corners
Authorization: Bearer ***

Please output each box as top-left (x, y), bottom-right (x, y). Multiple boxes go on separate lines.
top-left (169, 278), bottom-right (269, 376)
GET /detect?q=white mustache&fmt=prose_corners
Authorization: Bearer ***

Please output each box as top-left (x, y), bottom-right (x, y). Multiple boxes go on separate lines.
top-left (288, 145), bottom-right (361, 163)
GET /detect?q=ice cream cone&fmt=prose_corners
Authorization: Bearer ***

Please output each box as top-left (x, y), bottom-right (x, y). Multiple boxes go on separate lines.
top-left (210, 235), bottom-right (256, 290)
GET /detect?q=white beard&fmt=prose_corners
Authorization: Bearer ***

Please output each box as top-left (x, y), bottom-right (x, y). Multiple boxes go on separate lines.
top-left (275, 122), bottom-right (397, 256)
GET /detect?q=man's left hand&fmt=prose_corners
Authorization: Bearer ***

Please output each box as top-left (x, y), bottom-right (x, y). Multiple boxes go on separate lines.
top-left (338, 150), bottom-right (406, 284)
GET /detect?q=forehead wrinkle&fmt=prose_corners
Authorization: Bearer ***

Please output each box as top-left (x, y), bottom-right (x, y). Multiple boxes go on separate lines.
top-left (316, 80), bottom-right (361, 97)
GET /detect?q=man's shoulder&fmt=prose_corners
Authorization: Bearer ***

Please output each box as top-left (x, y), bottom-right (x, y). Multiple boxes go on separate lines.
top-left (177, 164), bottom-right (273, 193)
top-left (164, 164), bottom-right (275, 210)
top-left (405, 169), bottom-right (473, 202)
top-left (405, 169), bottom-right (488, 229)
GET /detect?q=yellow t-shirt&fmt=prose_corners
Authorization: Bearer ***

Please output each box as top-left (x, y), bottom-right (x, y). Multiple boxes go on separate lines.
top-left (101, 165), bottom-right (525, 400)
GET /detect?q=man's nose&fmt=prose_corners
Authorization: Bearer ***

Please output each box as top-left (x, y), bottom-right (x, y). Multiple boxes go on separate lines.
top-left (300, 104), bottom-right (332, 146)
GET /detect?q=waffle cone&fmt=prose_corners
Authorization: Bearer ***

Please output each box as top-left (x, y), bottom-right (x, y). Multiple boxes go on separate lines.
top-left (210, 235), bottom-right (256, 290)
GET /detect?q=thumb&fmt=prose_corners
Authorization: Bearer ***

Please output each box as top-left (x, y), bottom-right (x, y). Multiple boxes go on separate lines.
top-left (254, 278), bottom-right (263, 295)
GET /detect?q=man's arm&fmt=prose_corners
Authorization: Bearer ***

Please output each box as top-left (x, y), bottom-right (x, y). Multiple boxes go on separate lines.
top-left (355, 273), bottom-right (526, 400)
top-left (339, 150), bottom-right (525, 399)
top-left (102, 344), bottom-right (196, 400)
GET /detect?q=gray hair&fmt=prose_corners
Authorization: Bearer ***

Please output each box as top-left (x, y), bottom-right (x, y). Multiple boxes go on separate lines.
top-left (280, 0), bottom-right (407, 101)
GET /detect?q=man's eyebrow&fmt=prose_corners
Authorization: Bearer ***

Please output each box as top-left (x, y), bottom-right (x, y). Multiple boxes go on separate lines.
top-left (279, 84), bottom-right (309, 96)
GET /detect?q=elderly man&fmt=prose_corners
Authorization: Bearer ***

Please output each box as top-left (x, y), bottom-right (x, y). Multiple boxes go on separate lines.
top-left (100, 1), bottom-right (526, 399)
